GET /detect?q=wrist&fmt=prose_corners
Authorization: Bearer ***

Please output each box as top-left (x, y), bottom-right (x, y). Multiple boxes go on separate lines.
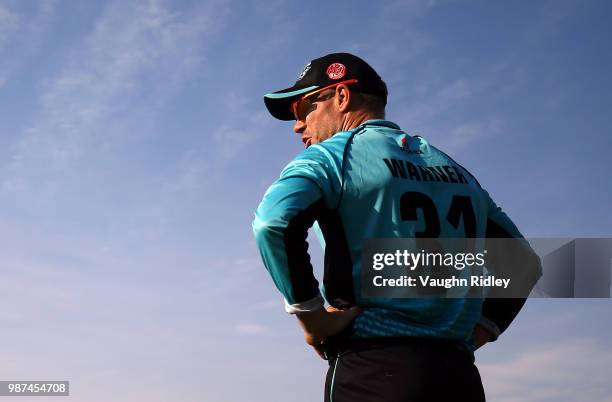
top-left (296, 307), bottom-right (328, 344)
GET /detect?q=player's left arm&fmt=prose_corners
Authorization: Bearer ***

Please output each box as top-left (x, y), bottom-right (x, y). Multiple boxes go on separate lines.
top-left (476, 192), bottom-right (543, 343)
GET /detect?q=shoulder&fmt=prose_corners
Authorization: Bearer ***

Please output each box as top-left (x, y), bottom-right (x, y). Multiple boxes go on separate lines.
top-left (281, 130), bottom-right (354, 175)
top-left (427, 142), bottom-right (483, 188)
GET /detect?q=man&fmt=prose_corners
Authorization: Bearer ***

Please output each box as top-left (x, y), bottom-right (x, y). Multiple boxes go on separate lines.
top-left (252, 52), bottom-right (541, 401)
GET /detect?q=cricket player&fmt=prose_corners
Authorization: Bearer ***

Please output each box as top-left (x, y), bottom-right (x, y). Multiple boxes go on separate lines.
top-left (252, 52), bottom-right (541, 401)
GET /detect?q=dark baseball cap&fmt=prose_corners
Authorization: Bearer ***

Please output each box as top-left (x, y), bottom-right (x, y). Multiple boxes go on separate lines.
top-left (264, 52), bottom-right (388, 121)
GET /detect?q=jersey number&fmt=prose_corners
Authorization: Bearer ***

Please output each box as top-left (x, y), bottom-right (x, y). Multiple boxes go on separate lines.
top-left (399, 192), bottom-right (476, 237)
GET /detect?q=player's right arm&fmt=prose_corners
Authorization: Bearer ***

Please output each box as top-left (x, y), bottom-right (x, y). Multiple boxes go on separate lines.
top-left (252, 150), bottom-right (360, 356)
top-left (252, 174), bottom-right (326, 314)
top-left (252, 145), bottom-right (344, 314)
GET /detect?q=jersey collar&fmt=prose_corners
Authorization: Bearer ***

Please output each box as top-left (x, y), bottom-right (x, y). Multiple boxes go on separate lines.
top-left (357, 119), bottom-right (400, 130)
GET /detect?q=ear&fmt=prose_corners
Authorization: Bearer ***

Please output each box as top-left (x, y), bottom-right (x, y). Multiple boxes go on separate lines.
top-left (335, 84), bottom-right (352, 113)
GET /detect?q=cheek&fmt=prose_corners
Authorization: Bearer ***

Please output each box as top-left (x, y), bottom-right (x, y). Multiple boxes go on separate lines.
top-left (305, 115), bottom-right (322, 141)
top-left (305, 106), bottom-right (335, 143)
top-left (318, 117), bottom-right (336, 141)
top-left (309, 124), bottom-right (326, 143)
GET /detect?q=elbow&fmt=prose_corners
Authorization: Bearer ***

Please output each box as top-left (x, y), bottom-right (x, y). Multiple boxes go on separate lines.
top-left (252, 214), bottom-right (285, 243)
top-left (252, 216), bottom-right (269, 243)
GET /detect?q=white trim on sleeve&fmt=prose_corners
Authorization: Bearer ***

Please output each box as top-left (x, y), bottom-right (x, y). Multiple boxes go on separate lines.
top-left (284, 293), bottom-right (325, 314)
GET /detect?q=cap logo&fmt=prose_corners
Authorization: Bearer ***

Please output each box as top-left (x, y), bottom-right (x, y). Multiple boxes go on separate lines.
top-left (297, 62), bottom-right (311, 81)
top-left (326, 63), bottom-right (346, 80)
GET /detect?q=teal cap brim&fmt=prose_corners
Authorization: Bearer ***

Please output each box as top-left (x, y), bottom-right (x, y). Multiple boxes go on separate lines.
top-left (263, 85), bottom-right (319, 121)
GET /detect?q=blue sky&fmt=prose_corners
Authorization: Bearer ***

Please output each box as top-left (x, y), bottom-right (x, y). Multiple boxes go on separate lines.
top-left (0, 1), bottom-right (611, 401)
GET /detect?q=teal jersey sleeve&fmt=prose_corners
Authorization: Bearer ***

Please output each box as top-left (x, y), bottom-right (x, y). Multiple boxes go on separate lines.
top-left (252, 141), bottom-right (345, 313)
top-left (252, 176), bottom-right (323, 312)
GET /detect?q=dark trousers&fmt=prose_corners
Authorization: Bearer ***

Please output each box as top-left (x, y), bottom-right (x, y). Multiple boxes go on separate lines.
top-left (323, 337), bottom-right (485, 402)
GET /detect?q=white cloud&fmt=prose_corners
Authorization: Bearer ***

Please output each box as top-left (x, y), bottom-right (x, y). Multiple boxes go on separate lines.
top-left (3, 0), bottom-right (227, 190)
top-left (0, 0), bottom-right (55, 88)
top-left (380, 0), bottom-right (440, 22)
top-left (235, 323), bottom-right (269, 335)
top-left (208, 256), bottom-right (263, 276)
top-left (164, 149), bottom-right (209, 196)
top-left (0, 3), bottom-right (19, 50)
top-left (480, 338), bottom-right (612, 402)
top-left (440, 115), bottom-right (505, 154)
top-left (251, 299), bottom-right (283, 310)
top-left (391, 76), bottom-right (509, 154)
top-left (401, 78), bottom-right (475, 126)
top-left (211, 91), bottom-right (272, 161)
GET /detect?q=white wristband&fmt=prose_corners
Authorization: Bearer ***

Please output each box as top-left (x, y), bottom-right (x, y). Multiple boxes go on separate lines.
top-left (284, 293), bottom-right (325, 314)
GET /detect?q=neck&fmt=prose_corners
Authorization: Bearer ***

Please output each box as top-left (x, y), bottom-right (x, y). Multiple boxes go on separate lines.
top-left (340, 110), bottom-right (384, 132)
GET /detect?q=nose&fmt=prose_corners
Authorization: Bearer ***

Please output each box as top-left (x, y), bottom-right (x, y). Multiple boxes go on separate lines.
top-left (293, 119), bottom-right (306, 134)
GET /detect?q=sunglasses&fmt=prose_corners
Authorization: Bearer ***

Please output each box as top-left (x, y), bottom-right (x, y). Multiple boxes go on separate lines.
top-left (291, 79), bottom-right (358, 121)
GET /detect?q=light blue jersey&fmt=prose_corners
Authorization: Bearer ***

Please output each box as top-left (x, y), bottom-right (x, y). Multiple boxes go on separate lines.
top-left (253, 119), bottom-right (535, 343)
